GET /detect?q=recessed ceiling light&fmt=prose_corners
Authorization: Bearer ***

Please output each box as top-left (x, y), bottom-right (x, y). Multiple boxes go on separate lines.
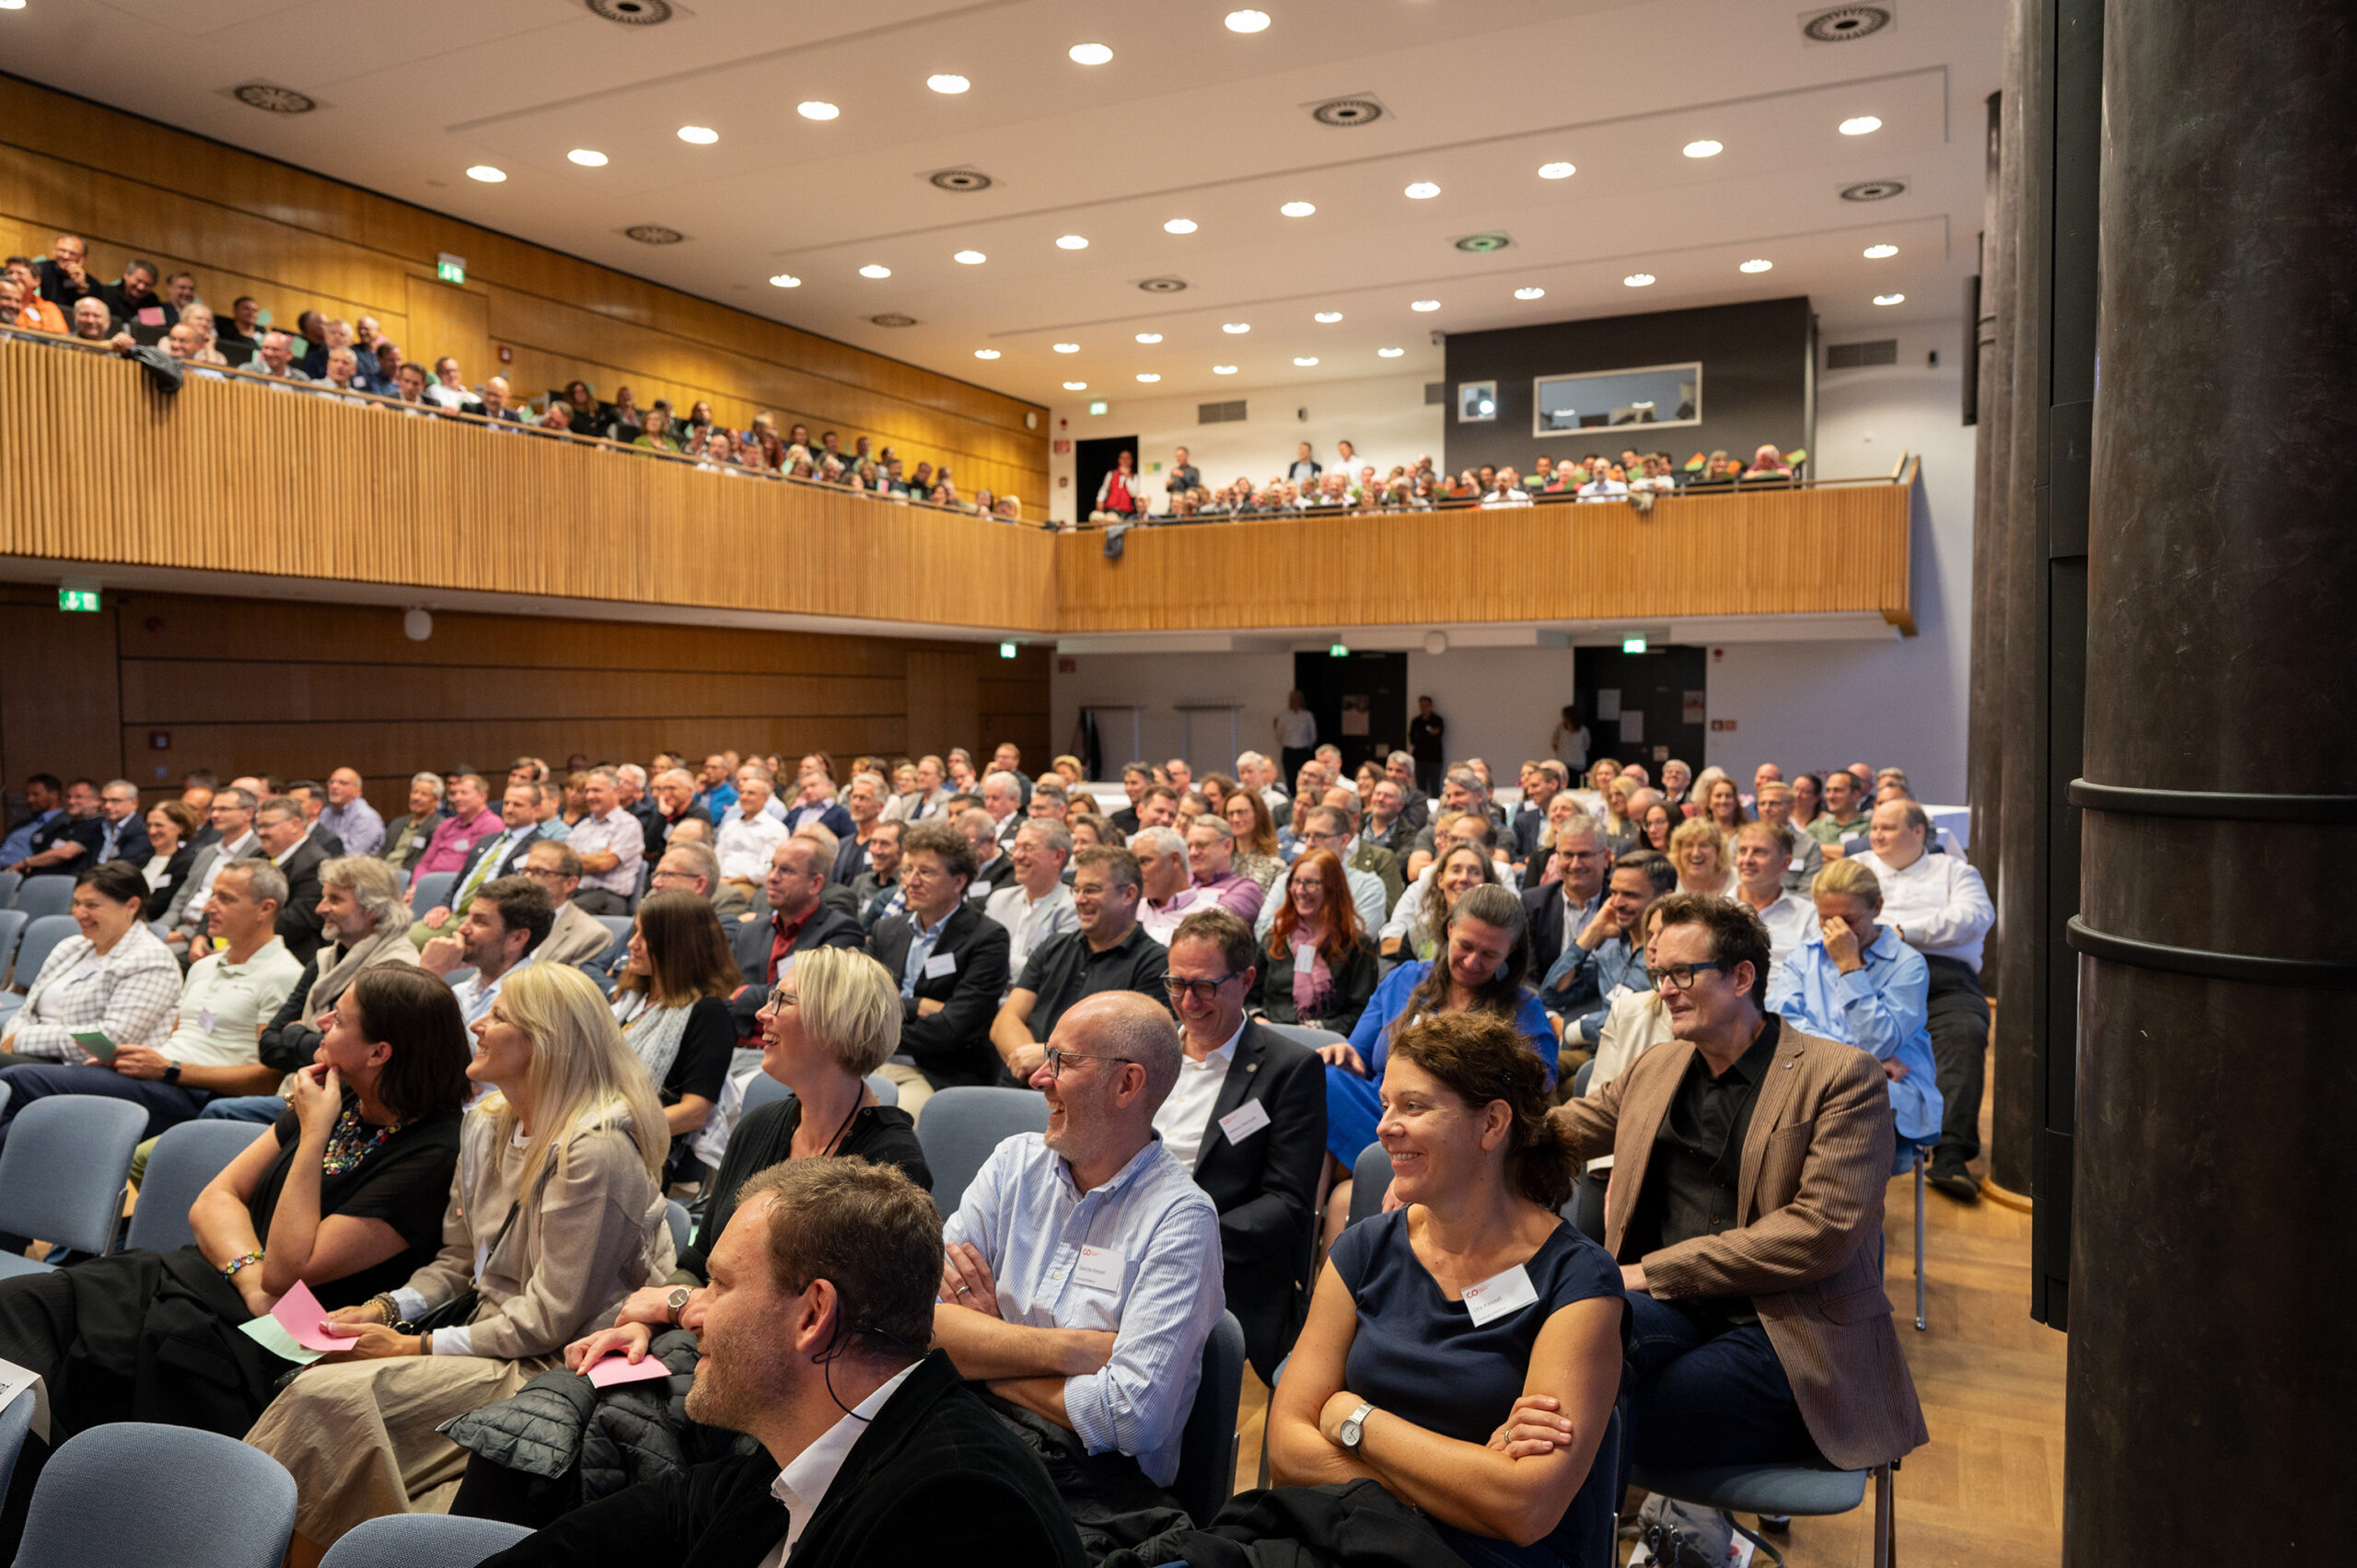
top-left (567, 148), bottom-right (608, 167)
top-left (1164, 218), bottom-right (1198, 234)
top-left (1864, 242), bottom-right (1898, 259)
top-left (1411, 299), bottom-right (1440, 311)
top-left (1404, 181), bottom-right (1440, 200)
top-left (954, 250), bottom-right (987, 264)
top-left (1840, 115), bottom-right (1883, 135)
top-left (797, 101), bottom-right (839, 121)
top-left (1222, 322), bottom-right (1250, 334)
top-left (1069, 42), bottom-right (1112, 64)
top-left (927, 74), bottom-right (970, 94)
top-left (1875, 293), bottom-right (1906, 306)
top-left (1293, 356), bottom-right (1318, 366)
top-left (1377, 347), bottom-right (1405, 357)
top-left (1682, 139), bottom-right (1723, 158)
top-left (1136, 372), bottom-right (1160, 382)
top-left (1280, 201), bottom-right (1317, 217)
top-left (1739, 258), bottom-right (1773, 273)
top-left (1135, 332), bottom-right (1162, 343)
top-left (1623, 273), bottom-right (1655, 287)
top-left (1514, 286), bottom-right (1545, 300)
top-left (1063, 380), bottom-right (1088, 389)
top-left (1055, 234), bottom-right (1089, 250)
top-left (1313, 311), bottom-right (1342, 323)
top-left (1053, 342), bottom-right (1080, 353)
top-left (769, 273), bottom-right (801, 288)
top-left (1538, 161), bottom-right (1576, 180)
top-left (467, 165), bottom-right (506, 182)
top-left (858, 263), bottom-right (891, 278)
top-left (1225, 8), bottom-right (1270, 32)
top-left (0, 2), bottom-right (27, 10)
top-left (677, 125), bottom-right (718, 144)
top-left (974, 348), bottom-right (1001, 359)
top-left (1213, 364), bottom-right (1238, 374)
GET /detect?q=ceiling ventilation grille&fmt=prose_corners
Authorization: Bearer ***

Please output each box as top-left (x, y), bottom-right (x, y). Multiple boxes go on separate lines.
top-left (623, 225), bottom-right (685, 244)
top-left (928, 168), bottom-right (994, 192)
top-left (1800, 4), bottom-right (1894, 42)
top-left (1198, 400), bottom-right (1248, 424)
top-left (233, 84), bottom-right (315, 113)
top-left (1309, 96), bottom-right (1386, 127)
top-left (1840, 178), bottom-right (1909, 202)
top-left (1827, 339), bottom-right (1898, 369)
top-left (869, 313), bottom-right (918, 328)
top-left (1137, 277), bottom-right (1189, 294)
top-left (587, 0), bottom-right (673, 22)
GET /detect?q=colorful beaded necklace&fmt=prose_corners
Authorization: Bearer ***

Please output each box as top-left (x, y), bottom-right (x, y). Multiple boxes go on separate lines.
top-left (322, 1107), bottom-right (403, 1177)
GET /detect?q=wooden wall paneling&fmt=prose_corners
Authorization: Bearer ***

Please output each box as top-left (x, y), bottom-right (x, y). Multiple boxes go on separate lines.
top-left (404, 275), bottom-right (491, 389)
top-left (0, 602), bottom-right (124, 791)
top-left (904, 650), bottom-right (981, 761)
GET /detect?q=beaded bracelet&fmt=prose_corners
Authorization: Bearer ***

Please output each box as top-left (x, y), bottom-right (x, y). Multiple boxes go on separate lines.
top-left (217, 1249), bottom-right (264, 1282)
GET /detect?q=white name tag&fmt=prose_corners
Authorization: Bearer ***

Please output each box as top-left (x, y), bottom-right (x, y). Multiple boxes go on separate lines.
top-left (197, 1007), bottom-right (216, 1034)
top-left (1219, 1098), bottom-right (1271, 1144)
top-left (970, 880), bottom-right (993, 898)
top-left (923, 951), bottom-right (958, 980)
top-left (1072, 1244), bottom-right (1126, 1292)
top-left (1603, 983), bottom-right (1633, 1006)
top-left (1790, 855), bottom-right (1808, 873)
top-left (1459, 1263), bottom-right (1540, 1327)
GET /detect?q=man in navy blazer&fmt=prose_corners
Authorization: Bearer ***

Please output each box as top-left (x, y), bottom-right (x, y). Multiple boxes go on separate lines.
top-left (865, 820), bottom-right (1012, 1118)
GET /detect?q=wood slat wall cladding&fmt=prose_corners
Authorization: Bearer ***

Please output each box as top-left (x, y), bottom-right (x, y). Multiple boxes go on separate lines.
top-left (1052, 484), bottom-right (1915, 633)
top-left (0, 74), bottom-right (1049, 505)
top-left (0, 341), bottom-right (1060, 633)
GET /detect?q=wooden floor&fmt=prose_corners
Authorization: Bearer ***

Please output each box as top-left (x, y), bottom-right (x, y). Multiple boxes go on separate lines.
top-left (1234, 1047), bottom-right (2068, 1566)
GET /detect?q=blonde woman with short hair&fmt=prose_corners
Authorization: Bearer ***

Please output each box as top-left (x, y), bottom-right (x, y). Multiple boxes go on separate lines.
top-left (245, 964), bottom-right (674, 1554)
top-left (1666, 816), bottom-right (1732, 898)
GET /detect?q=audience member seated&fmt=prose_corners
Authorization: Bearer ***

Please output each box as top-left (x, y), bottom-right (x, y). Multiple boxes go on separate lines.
top-left (1222, 787), bottom-right (1285, 893)
top-left (409, 781), bottom-right (542, 952)
top-left (1751, 780), bottom-right (1823, 893)
top-left (728, 834), bottom-right (865, 1000)
top-left (610, 891), bottom-right (738, 1185)
top-left (1246, 848), bottom-right (1378, 1036)
top-left (1807, 766), bottom-right (1873, 856)
top-left (446, 948), bottom-right (935, 1531)
top-left (984, 819), bottom-right (1078, 975)
top-left (159, 786), bottom-right (259, 947)
top-left (515, 842), bottom-right (613, 970)
top-left (1283, 801), bottom-right (1394, 930)
top-left (1537, 850), bottom-right (1676, 1051)
top-left (932, 993), bottom-right (1222, 1555)
top-left (1551, 895), bottom-right (1929, 1478)
top-left (431, 875), bottom-right (553, 1032)
top-left (992, 845), bottom-right (1171, 1083)
top-left (1521, 817), bottom-right (1611, 983)
top-left (552, 767), bottom-right (638, 915)
top-left (1667, 817), bottom-right (1732, 899)
top-left (137, 798), bottom-right (202, 919)
top-left (250, 794), bottom-right (331, 963)
top-left (849, 819), bottom-right (906, 930)
top-left (410, 772), bottom-right (507, 885)
top-left (649, 838), bottom-right (749, 923)
top-left (1730, 821), bottom-right (1816, 976)
top-left (1164, 814), bottom-right (1266, 927)
top-left (1158, 910), bottom-right (1326, 1376)
top-left (5, 776), bottom-right (102, 878)
top-left (0, 967), bottom-right (471, 1552)
top-left (1382, 831), bottom-right (1505, 963)
top-left (865, 819), bottom-right (1012, 1119)
top-left (0, 861), bottom-right (181, 1071)
top-left (243, 964), bottom-right (677, 1554)
top-left (377, 772), bottom-right (447, 876)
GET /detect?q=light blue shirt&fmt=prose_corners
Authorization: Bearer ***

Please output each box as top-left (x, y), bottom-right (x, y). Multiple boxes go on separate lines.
top-left (897, 908), bottom-right (956, 999)
top-left (0, 807), bottom-right (58, 865)
top-left (943, 1132), bottom-right (1222, 1485)
top-left (1766, 926), bottom-right (1943, 1142)
top-left (319, 797), bottom-right (386, 857)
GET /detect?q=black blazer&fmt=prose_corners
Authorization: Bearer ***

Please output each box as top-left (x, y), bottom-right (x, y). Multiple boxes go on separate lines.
top-left (140, 842), bottom-right (198, 922)
top-left (1248, 935), bottom-right (1378, 1037)
top-left (274, 840), bottom-right (330, 964)
top-left (481, 1352), bottom-right (1086, 1568)
top-left (967, 852), bottom-right (1015, 903)
top-left (1521, 883), bottom-right (1597, 981)
top-left (865, 904), bottom-right (1010, 1089)
top-left (1189, 1020), bottom-right (1327, 1376)
top-left (454, 827), bottom-right (536, 893)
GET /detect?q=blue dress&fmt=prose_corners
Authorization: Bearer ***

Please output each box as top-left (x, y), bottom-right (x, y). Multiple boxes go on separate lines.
top-left (1330, 1210), bottom-right (1627, 1566)
top-left (1325, 962), bottom-right (1559, 1165)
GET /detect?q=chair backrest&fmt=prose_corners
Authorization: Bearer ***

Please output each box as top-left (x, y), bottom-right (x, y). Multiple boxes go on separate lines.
top-left (917, 1086), bottom-right (1050, 1212)
top-left (9, 876), bottom-right (74, 920)
top-left (408, 871), bottom-right (458, 914)
top-left (742, 1071), bottom-right (794, 1116)
top-left (0, 868), bottom-right (20, 908)
top-left (127, 1120), bottom-right (270, 1251)
top-left (1171, 1310), bottom-right (1247, 1528)
top-left (1573, 1059), bottom-right (1594, 1098)
top-left (8, 914), bottom-right (79, 992)
top-left (590, 913), bottom-right (634, 968)
top-left (319, 1513), bottom-right (534, 1567)
top-left (0, 908), bottom-right (27, 989)
top-left (865, 1072), bottom-right (899, 1107)
top-left (1346, 1140), bottom-right (1394, 1228)
top-left (17, 1422), bottom-right (297, 1568)
top-left (0, 1094), bottom-right (149, 1254)
top-left (665, 1198), bottom-right (691, 1253)
top-left (1261, 1021), bottom-right (1348, 1051)
top-left (0, 1384), bottom-right (35, 1511)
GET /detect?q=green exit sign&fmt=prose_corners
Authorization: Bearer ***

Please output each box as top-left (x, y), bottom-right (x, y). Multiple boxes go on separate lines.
top-left (1087, 401), bottom-right (1108, 416)
top-left (998, 642), bottom-right (1017, 659)
top-left (435, 251), bottom-right (468, 285)
top-left (1621, 636), bottom-right (1648, 654)
top-left (1328, 643), bottom-right (1350, 658)
top-left (57, 588), bottom-right (99, 613)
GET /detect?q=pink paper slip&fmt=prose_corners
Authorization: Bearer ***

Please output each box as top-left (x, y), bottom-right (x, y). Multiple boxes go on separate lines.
top-left (272, 1280), bottom-right (362, 1353)
top-left (586, 1353), bottom-right (672, 1389)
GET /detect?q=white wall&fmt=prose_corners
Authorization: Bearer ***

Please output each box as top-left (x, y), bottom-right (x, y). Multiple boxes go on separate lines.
top-left (1045, 369), bottom-right (1443, 527)
top-left (1702, 317), bottom-right (1976, 802)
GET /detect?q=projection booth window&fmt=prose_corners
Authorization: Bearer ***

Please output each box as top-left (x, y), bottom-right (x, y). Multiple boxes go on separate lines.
top-left (1532, 363), bottom-right (1701, 437)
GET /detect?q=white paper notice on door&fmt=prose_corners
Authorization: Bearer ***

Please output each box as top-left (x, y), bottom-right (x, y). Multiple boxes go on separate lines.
top-left (1596, 689), bottom-right (1621, 721)
top-left (1619, 710), bottom-right (1644, 743)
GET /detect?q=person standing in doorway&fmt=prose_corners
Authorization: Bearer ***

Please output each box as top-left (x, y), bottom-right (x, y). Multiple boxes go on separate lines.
top-left (1409, 696), bottom-right (1446, 797)
top-left (1274, 691), bottom-right (1318, 786)
top-left (1550, 704), bottom-right (1592, 772)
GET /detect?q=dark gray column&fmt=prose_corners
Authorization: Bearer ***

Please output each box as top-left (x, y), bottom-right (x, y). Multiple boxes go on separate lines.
top-left (2069, 0), bottom-right (2357, 1555)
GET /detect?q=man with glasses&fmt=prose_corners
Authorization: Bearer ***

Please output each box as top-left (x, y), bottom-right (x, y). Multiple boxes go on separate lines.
top-left (866, 820), bottom-right (1011, 1120)
top-left (1522, 818), bottom-right (1612, 971)
top-left (160, 787), bottom-right (262, 954)
top-left (519, 841), bottom-right (614, 970)
top-left (1550, 894), bottom-right (1928, 1481)
top-left (727, 833), bottom-right (863, 1029)
top-left (934, 992), bottom-right (1222, 1535)
top-left (408, 782), bottom-right (541, 953)
top-left (992, 846), bottom-right (1170, 1083)
top-left (1154, 909), bottom-right (1324, 1377)
top-left (1538, 848), bottom-right (1677, 1049)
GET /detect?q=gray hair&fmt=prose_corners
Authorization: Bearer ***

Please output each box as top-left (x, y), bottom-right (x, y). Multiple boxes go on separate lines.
top-left (410, 771), bottom-right (446, 799)
top-left (319, 854), bottom-right (406, 930)
top-left (660, 840), bottom-right (723, 891)
top-left (254, 794), bottom-right (301, 824)
top-left (1016, 819), bottom-right (1074, 859)
top-left (221, 856), bottom-right (288, 910)
top-left (981, 770), bottom-right (1024, 797)
top-left (1129, 825), bottom-right (1187, 858)
top-left (1187, 813), bottom-right (1236, 845)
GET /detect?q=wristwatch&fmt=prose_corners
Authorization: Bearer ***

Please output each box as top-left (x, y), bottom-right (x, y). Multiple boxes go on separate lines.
top-left (666, 1285), bottom-right (693, 1325)
top-left (1337, 1400), bottom-right (1376, 1452)
top-left (163, 1061), bottom-right (182, 1085)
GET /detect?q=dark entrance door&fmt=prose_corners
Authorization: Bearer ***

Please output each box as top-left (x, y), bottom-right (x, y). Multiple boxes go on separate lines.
top-left (1574, 645), bottom-right (1707, 772)
top-left (1293, 649), bottom-right (1408, 781)
top-left (1074, 435), bottom-right (1144, 521)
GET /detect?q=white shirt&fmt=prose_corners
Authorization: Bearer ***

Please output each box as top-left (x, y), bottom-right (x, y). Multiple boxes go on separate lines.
top-left (983, 881), bottom-right (1077, 975)
top-left (1138, 896), bottom-right (1184, 947)
top-left (1738, 887), bottom-right (1817, 979)
top-left (1151, 1021), bottom-right (1241, 1168)
top-left (759, 1363), bottom-right (920, 1565)
top-left (1577, 479), bottom-right (1629, 501)
top-left (165, 938), bottom-right (305, 1069)
top-left (1854, 848), bottom-right (1994, 970)
top-left (1275, 708), bottom-right (1317, 749)
top-left (183, 830), bottom-right (258, 923)
top-left (716, 807), bottom-right (791, 883)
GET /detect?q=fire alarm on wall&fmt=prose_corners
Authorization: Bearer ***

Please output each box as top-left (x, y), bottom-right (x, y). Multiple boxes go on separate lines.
top-left (497, 345), bottom-right (513, 364)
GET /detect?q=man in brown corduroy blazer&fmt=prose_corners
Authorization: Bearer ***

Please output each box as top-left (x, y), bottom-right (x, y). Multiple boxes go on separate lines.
top-left (1552, 895), bottom-right (1929, 1474)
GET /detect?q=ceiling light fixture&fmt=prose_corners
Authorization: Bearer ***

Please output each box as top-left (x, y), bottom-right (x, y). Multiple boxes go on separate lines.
top-left (1213, 364), bottom-right (1238, 374)
top-left (1055, 234), bottom-right (1089, 250)
top-left (466, 165), bottom-right (506, 182)
top-left (1136, 372), bottom-right (1160, 382)
top-left (1875, 292), bottom-right (1906, 306)
top-left (1293, 356), bottom-right (1318, 366)
top-left (1135, 332), bottom-right (1162, 343)
top-left (1404, 181), bottom-right (1440, 199)
top-left (1280, 200), bottom-right (1316, 216)
top-left (1740, 258), bottom-right (1774, 273)
top-left (769, 273), bottom-right (801, 288)
top-left (1538, 161), bottom-right (1575, 180)
top-left (1314, 311), bottom-right (1342, 322)
top-left (1069, 42), bottom-right (1112, 64)
top-left (677, 125), bottom-right (718, 144)
top-left (1377, 346), bottom-right (1405, 357)
top-left (954, 249), bottom-right (987, 264)
top-left (1864, 242), bottom-right (1898, 258)
top-left (1053, 342), bottom-right (1080, 353)
top-left (1063, 380), bottom-right (1088, 389)
top-left (1225, 8), bottom-right (1270, 32)
top-left (797, 101), bottom-right (839, 121)
top-left (1222, 322), bottom-right (1250, 333)
top-left (1840, 115), bottom-right (1883, 135)
top-left (1164, 218), bottom-right (1198, 234)
top-left (1514, 286), bottom-right (1545, 299)
top-left (858, 263), bottom-right (891, 278)
top-left (1623, 273), bottom-right (1655, 286)
top-left (567, 148), bottom-right (609, 167)
top-left (927, 74), bottom-right (970, 94)
top-left (1682, 139), bottom-right (1723, 158)
top-left (1411, 298), bottom-right (1440, 311)
top-left (973, 348), bottom-right (1001, 359)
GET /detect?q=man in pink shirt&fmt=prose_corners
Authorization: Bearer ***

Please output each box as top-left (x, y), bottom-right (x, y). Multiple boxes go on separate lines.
top-left (410, 772), bottom-right (502, 885)
top-left (1167, 815), bottom-right (1264, 926)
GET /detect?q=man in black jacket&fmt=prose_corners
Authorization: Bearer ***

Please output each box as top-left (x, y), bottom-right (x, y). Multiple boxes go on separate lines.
top-left (254, 796), bottom-right (330, 965)
top-left (866, 820), bottom-right (1010, 1119)
top-left (483, 1159), bottom-right (1085, 1568)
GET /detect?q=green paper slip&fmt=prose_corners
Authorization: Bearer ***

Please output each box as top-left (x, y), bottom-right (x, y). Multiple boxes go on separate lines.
top-left (68, 1030), bottom-right (117, 1063)
top-left (238, 1313), bottom-right (324, 1366)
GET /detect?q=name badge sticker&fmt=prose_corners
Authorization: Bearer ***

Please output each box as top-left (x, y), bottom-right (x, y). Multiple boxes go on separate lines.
top-left (1460, 1263), bottom-right (1540, 1327)
top-left (923, 951), bottom-right (958, 980)
top-left (1073, 1244), bottom-right (1126, 1292)
top-left (197, 1007), bottom-right (216, 1034)
top-left (1219, 1098), bottom-right (1271, 1144)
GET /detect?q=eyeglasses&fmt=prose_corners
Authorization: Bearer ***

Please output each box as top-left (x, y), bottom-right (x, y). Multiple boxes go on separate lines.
top-left (1162, 973), bottom-right (1241, 1003)
top-left (758, 989), bottom-right (800, 1015)
top-left (1645, 961), bottom-right (1726, 992)
top-left (1044, 1047), bottom-right (1133, 1077)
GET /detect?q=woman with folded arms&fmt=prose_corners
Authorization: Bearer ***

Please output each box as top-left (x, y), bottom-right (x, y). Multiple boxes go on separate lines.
top-left (0, 860), bottom-right (180, 1070)
top-left (0, 967), bottom-right (470, 1551)
top-left (1248, 848), bottom-right (1378, 1036)
top-left (243, 963), bottom-right (674, 1556)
